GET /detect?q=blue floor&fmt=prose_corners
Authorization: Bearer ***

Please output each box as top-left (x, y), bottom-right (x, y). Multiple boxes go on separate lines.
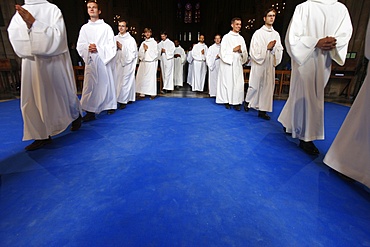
top-left (0, 97), bottom-right (369, 246)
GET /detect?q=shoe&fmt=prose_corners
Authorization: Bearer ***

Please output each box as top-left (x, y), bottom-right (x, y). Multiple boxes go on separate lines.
top-left (150, 96), bottom-right (156, 100)
top-left (107, 109), bottom-right (116, 115)
top-left (71, 114), bottom-right (82, 131)
top-left (283, 127), bottom-right (292, 136)
top-left (299, 140), bottom-right (320, 155)
top-left (119, 103), bottom-right (127, 110)
top-left (82, 112), bottom-right (96, 122)
top-left (25, 136), bottom-right (52, 151)
top-left (258, 111), bottom-right (271, 120)
top-left (233, 105), bottom-right (241, 111)
top-left (225, 103), bottom-right (231, 109)
top-left (244, 102), bottom-right (249, 112)
top-left (137, 94), bottom-right (145, 100)
top-left (161, 90), bottom-right (166, 94)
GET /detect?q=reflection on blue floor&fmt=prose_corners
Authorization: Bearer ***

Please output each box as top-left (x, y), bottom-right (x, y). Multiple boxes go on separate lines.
top-left (0, 97), bottom-right (369, 246)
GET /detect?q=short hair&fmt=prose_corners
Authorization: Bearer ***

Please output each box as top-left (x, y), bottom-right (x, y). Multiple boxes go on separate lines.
top-left (264, 8), bottom-right (277, 17)
top-left (87, 0), bottom-right (99, 9)
top-left (118, 19), bottom-right (128, 28)
top-left (160, 31), bottom-right (167, 36)
top-left (144, 28), bottom-right (152, 33)
top-left (231, 17), bottom-right (242, 24)
top-left (214, 34), bottom-right (222, 39)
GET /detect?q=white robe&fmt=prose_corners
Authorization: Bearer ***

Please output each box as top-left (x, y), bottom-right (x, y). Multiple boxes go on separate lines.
top-left (206, 43), bottom-right (221, 97)
top-left (323, 17), bottom-right (370, 188)
top-left (115, 32), bottom-right (138, 104)
top-left (186, 50), bottom-right (194, 87)
top-left (216, 31), bottom-right (248, 105)
top-left (174, 46), bottom-right (186, 87)
top-left (278, 0), bottom-right (353, 141)
top-left (136, 38), bottom-right (158, 96)
top-left (245, 25), bottom-right (283, 112)
top-left (158, 39), bottom-right (175, 90)
top-left (191, 42), bottom-right (208, 91)
top-left (8, 0), bottom-right (81, 141)
top-left (77, 19), bottom-right (117, 114)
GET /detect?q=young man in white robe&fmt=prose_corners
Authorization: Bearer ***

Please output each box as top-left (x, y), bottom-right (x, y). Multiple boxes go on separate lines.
top-left (206, 34), bottom-right (222, 97)
top-left (77, 0), bottom-right (117, 121)
top-left (244, 8), bottom-right (283, 120)
top-left (191, 35), bottom-right (208, 92)
top-left (158, 32), bottom-right (175, 94)
top-left (115, 19), bottom-right (138, 110)
top-left (173, 40), bottom-right (186, 88)
top-left (216, 18), bottom-right (248, 110)
top-left (186, 45), bottom-right (195, 87)
top-left (278, 0), bottom-right (352, 155)
top-left (136, 28), bottom-right (159, 99)
top-left (8, 0), bottom-right (82, 151)
top-left (323, 17), bottom-right (370, 188)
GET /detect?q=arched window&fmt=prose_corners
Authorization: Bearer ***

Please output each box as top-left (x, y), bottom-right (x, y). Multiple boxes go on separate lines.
top-left (194, 2), bottom-right (200, 23)
top-left (184, 2), bottom-right (192, 23)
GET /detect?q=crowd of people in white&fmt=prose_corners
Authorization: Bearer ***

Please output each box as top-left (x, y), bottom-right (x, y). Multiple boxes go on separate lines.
top-left (9, 0), bottom-right (369, 190)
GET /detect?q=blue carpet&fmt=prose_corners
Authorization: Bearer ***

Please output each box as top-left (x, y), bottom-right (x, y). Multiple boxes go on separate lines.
top-left (0, 97), bottom-right (369, 246)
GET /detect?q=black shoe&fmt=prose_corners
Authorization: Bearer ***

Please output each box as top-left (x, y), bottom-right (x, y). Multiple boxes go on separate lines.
top-left (283, 127), bottom-right (292, 136)
top-left (150, 96), bottom-right (156, 100)
top-left (107, 109), bottom-right (116, 115)
top-left (25, 136), bottom-right (52, 151)
top-left (71, 114), bottom-right (82, 131)
top-left (82, 112), bottom-right (96, 122)
top-left (161, 89), bottom-right (166, 94)
top-left (225, 103), bottom-right (231, 109)
top-left (244, 102), bottom-right (249, 112)
top-left (233, 105), bottom-right (241, 111)
top-left (119, 103), bottom-right (127, 110)
top-left (299, 140), bottom-right (320, 155)
top-left (258, 111), bottom-right (271, 120)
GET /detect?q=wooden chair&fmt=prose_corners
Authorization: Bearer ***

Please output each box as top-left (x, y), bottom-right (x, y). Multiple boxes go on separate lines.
top-left (73, 66), bottom-right (84, 92)
top-left (243, 68), bottom-right (250, 84)
top-left (274, 71), bottom-right (282, 95)
top-left (278, 70), bottom-right (291, 95)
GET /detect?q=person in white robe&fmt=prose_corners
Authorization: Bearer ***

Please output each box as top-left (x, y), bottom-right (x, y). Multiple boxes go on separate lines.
top-left (186, 46), bottom-right (194, 87)
top-left (7, 0), bottom-right (82, 151)
top-left (136, 28), bottom-right (159, 99)
top-left (173, 40), bottom-right (186, 88)
top-left (115, 20), bottom-right (138, 109)
top-left (191, 35), bottom-right (208, 92)
top-left (244, 8), bottom-right (283, 120)
top-left (77, 0), bottom-right (117, 121)
top-left (206, 34), bottom-right (222, 97)
top-left (278, 0), bottom-right (353, 155)
top-left (158, 32), bottom-right (175, 93)
top-left (216, 18), bottom-right (248, 110)
top-left (323, 17), bottom-right (370, 188)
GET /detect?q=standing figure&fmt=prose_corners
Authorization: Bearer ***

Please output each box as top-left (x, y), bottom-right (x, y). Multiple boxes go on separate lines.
top-left (8, 0), bottom-right (82, 151)
top-left (244, 8), bottom-right (283, 120)
top-left (278, 0), bottom-right (352, 155)
top-left (323, 17), bottom-right (370, 188)
top-left (191, 35), bottom-right (208, 92)
top-left (115, 19), bottom-right (138, 110)
top-left (77, 0), bottom-right (117, 121)
top-left (216, 18), bottom-right (248, 110)
top-left (206, 34), bottom-right (222, 97)
top-left (136, 28), bottom-right (159, 99)
top-left (158, 31), bottom-right (175, 94)
top-left (173, 40), bottom-right (186, 88)
top-left (186, 45), bottom-right (195, 87)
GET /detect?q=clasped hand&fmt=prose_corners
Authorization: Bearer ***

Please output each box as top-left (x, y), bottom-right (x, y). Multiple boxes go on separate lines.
top-left (316, 36), bottom-right (337, 51)
top-left (15, 5), bottom-right (35, 29)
